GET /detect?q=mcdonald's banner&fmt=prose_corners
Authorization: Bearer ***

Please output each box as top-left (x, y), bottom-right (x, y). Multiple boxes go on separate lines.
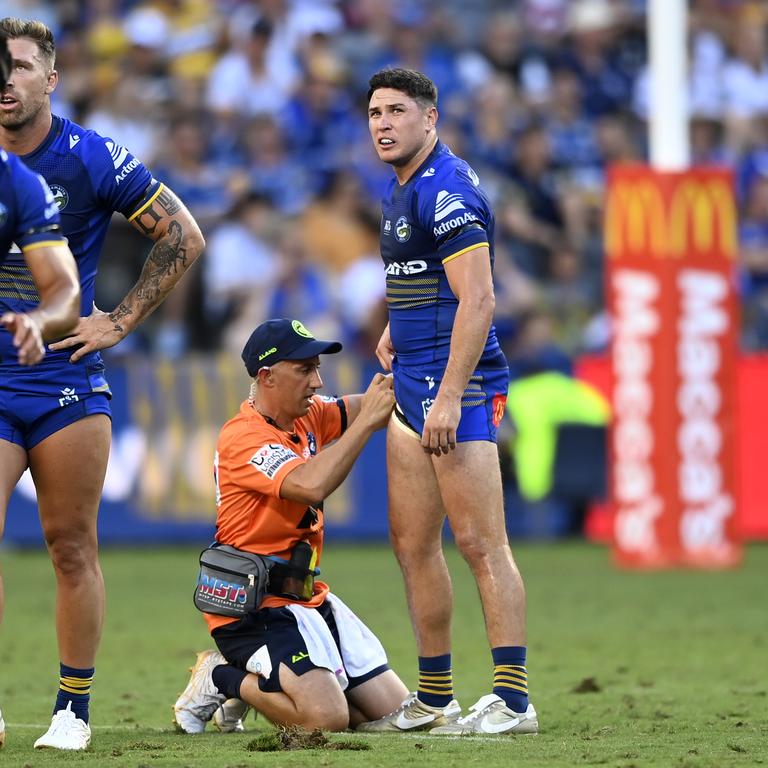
top-left (606, 166), bottom-right (741, 568)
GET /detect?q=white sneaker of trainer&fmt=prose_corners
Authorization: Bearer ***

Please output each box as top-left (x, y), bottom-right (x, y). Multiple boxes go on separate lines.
top-left (356, 692), bottom-right (461, 732)
top-left (33, 702), bottom-right (92, 750)
top-left (173, 650), bottom-right (228, 734)
top-left (430, 694), bottom-right (538, 735)
top-left (0, 707), bottom-right (5, 748)
top-left (213, 697), bottom-right (250, 733)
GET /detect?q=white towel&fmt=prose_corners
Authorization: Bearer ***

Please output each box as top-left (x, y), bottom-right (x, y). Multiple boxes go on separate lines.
top-left (286, 592), bottom-right (388, 691)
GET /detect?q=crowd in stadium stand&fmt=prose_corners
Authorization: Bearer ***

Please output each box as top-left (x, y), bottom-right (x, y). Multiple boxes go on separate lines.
top-left (15, 0), bottom-right (768, 359)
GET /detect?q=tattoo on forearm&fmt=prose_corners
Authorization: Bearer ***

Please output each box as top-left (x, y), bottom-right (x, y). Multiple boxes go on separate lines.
top-left (109, 303), bottom-right (133, 333)
top-left (134, 220), bottom-right (189, 308)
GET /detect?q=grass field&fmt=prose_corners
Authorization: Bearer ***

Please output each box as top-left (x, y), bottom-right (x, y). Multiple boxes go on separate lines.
top-left (0, 541), bottom-right (766, 767)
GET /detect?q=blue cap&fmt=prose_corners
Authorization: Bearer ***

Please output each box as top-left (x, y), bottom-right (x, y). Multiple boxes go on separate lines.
top-left (241, 319), bottom-right (342, 376)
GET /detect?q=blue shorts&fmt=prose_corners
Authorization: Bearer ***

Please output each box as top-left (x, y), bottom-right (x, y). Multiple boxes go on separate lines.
top-left (392, 359), bottom-right (509, 443)
top-left (0, 355), bottom-right (112, 450)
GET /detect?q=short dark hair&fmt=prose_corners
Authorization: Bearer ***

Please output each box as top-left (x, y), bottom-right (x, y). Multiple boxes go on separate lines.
top-left (367, 67), bottom-right (437, 108)
top-left (0, 35), bottom-right (10, 91)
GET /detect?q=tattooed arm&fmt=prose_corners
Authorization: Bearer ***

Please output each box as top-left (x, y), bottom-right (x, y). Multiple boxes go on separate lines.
top-left (49, 185), bottom-right (205, 362)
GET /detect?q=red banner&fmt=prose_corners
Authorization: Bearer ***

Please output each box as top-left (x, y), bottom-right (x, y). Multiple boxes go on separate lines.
top-left (605, 166), bottom-right (741, 568)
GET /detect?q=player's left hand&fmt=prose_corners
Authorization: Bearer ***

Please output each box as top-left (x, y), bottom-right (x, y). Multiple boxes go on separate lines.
top-left (421, 396), bottom-right (460, 456)
top-left (1, 311), bottom-right (45, 365)
top-left (48, 305), bottom-right (126, 362)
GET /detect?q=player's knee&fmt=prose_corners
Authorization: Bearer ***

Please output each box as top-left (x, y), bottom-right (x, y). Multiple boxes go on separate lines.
top-left (45, 529), bottom-right (99, 576)
top-left (298, 700), bottom-right (349, 732)
top-left (453, 530), bottom-right (495, 570)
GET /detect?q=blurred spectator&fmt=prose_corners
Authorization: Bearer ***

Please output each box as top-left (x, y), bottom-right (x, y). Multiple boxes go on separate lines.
top-left (558, 0), bottom-right (636, 119)
top-left (230, 115), bottom-right (314, 214)
top-left (203, 191), bottom-right (279, 352)
top-left (204, 17), bottom-right (295, 121)
top-left (738, 173), bottom-right (768, 349)
top-left (722, 14), bottom-right (768, 152)
top-left (278, 64), bottom-right (361, 192)
top-left (265, 226), bottom-right (338, 343)
top-left (499, 121), bottom-right (566, 280)
top-left (151, 112), bottom-right (233, 231)
top-left (298, 168), bottom-right (379, 274)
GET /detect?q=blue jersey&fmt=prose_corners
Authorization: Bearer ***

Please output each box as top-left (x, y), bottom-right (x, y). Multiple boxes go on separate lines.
top-left (0, 147), bottom-right (64, 266)
top-left (380, 140), bottom-right (503, 368)
top-left (0, 115), bottom-right (156, 362)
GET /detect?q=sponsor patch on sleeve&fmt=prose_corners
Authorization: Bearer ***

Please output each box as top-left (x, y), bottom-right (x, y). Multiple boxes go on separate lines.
top-left (249, 443), bottom-right (299, 479)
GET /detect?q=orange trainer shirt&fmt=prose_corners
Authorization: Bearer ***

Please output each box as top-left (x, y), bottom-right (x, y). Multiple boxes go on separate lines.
top-left (204, 395), bottom-right (349, 633)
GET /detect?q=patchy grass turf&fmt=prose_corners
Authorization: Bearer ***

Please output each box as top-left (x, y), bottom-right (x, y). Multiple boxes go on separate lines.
top-left (0, 541), bottom-right (766, 767)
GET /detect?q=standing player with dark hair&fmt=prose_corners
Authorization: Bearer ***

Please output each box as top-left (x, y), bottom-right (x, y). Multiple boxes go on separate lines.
top-left (0, 17), bottom-right (204, 750)
top-left (357, 68), bottom-right (539, 735)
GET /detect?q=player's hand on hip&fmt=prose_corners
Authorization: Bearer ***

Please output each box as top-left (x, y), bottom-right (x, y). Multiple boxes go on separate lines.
top-left (361, 372), bottom-right (395, 430)
top-left (48, 305), bottom-right (124, 362)
top-left (1, 311), bottom-right (45, 365)
top-left (375, 323), bottom-right (394, 372)
top-left (421, 397), bottom-right (460, 455)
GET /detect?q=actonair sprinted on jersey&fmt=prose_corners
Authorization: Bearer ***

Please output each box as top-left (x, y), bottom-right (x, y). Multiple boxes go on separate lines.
top-left (379, 140), bottom-right (503, 366)
top-left (0, 115), bottom-right (155, 362)
top-left (0, 147), bottom-right (63, 265)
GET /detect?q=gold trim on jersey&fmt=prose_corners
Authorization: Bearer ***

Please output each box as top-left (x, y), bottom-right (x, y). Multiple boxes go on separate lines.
top-left (442, 241), bottom-right (488, 264)
top-left (127, 182), bottom-right (165, 222)
top-left (0, 263), bottom-right (40, 301)
top-left (20, 239), bottom-right (66, 252)
top-left (386, 275), bottom-right (438, 309)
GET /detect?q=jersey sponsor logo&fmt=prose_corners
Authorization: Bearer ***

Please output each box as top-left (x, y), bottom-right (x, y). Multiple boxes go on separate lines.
top-left (49, 184), bottom-right (69, 212)
top-left (0, 202), bottom-right (7, 228)
top-left (69, 134), bottom-right (80, 149)
top-left (249, 443), bottom-right (298, 479)
top-left (395, 215), bottom-right (411, 242)
top-left (58, 387), bottom-right (79, 407)
top-left (114, 157), bottom-right (140, 185)
top-left (422, 167), bottom-right (436, 177)
top-left (435, 190), bottom-right (465, 221)
top-left (433, 211), bottom-right (479, 237)
top-left (384, 259), bottom-right (427, 276)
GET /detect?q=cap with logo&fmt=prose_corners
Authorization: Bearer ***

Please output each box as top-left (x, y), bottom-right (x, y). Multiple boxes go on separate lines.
top-left (241, 319), bottom-right (342, 376)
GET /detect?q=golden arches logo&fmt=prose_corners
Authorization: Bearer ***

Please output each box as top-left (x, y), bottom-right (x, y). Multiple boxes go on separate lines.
top-left (667, 180), bottom-right (736, 258)
top-left (606, 176), bottom-right (736, 259)
top-left (606, 180), bottom-right (667, 257)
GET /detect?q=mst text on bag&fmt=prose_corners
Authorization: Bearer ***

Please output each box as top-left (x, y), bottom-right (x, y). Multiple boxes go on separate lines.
top-left (194, 544), bottom-right (271, 617)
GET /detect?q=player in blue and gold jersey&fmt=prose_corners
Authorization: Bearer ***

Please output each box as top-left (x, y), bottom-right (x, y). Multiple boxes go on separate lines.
top-left (0, 31), bottom-right (80, 749)
top-left (0, 18), bottom-right (204, 750)
top-left (357, 69), bottom-right (538, 736)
